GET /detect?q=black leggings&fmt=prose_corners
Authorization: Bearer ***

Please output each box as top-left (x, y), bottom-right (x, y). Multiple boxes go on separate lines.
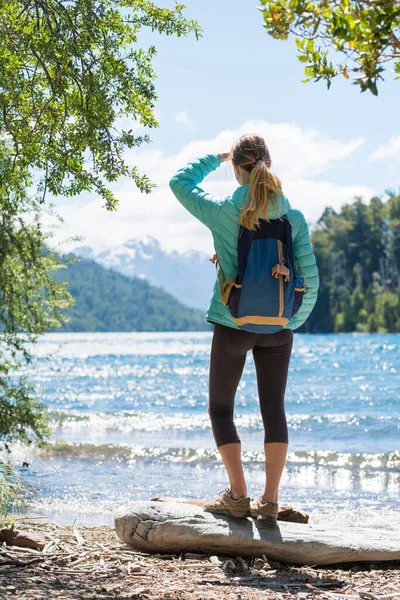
top-left (209, 324), bottom-right (293, 448)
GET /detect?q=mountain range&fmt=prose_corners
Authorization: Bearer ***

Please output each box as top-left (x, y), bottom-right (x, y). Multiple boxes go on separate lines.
top-left (72, 237), bottom-right (216, 310)
top-left (55, 256), bottom-right (209, 332)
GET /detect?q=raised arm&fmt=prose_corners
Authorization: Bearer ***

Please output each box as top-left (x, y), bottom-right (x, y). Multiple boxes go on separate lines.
top-left (287, 211), bottom-right (320, 330)
top-left (169, 154), bottom-right (226, 230)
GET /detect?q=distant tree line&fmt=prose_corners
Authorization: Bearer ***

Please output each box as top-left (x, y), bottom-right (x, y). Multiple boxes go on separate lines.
top-left (303, 192), bottom-right (400, 333)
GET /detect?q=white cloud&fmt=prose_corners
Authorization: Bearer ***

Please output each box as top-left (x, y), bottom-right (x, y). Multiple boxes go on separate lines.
top-left (369, 136), bottom-right (400, 162)
top-left (49, 120), bottom-right (372, 255)
top-left (124, 120), bottom-right (364, 183)
top-left (174, 111), bottom-right (191, 126)
top-left (285, 179), bottom-right (374, 224)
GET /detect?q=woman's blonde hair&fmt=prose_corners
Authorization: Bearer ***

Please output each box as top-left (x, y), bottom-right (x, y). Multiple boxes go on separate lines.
top-left (230, 134), bottom-right (283, 230)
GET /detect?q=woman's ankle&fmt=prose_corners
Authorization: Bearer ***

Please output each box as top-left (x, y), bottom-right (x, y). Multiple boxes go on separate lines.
top-left (229, 488), bottom-right (247, 500)
top-left (261, 493), bottom-right (278, 504)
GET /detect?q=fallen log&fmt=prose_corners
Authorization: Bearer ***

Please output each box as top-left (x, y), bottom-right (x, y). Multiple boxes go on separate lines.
top-left (0, 525), bottom-right (46, 550)
top-left (114, 501), bottom-right (400, 566)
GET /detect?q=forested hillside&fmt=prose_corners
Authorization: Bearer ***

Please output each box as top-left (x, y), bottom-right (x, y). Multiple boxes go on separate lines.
top-left (72, 237), bottom-right (213, 310)
top-left (55, 257), bottom-right (209, 332)
top-left (304, 193), bottom-right (400, 334)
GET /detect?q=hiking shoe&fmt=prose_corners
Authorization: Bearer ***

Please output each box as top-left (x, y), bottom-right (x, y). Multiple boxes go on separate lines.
top-left (203, 487), bottom-right (251, 518)
top-left (250, 497), bottom-right (279, 523)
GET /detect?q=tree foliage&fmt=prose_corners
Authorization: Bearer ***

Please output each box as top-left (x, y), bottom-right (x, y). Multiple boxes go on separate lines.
top-left (0, 142), bottom-right (71, 448)
top-left (0, 1), bottom-right (199, 448)
top-left (1, 0), bottom-right (200, 208)
top-left (303, 192), bottom-right (400, 333)
top-left (260, 0), bottom-right (400, 94)
top-left (0, 463), bottom-right (23, 525)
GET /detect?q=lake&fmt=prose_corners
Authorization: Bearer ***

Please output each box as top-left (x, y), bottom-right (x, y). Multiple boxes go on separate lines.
top-left (10, 332), bottom-right (400, 530)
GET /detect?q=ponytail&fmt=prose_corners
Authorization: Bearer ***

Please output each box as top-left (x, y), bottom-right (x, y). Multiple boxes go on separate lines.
top-left (241, 162), bottom-right (282, 230)
top-left (231, 134), bottom-right (283, 231)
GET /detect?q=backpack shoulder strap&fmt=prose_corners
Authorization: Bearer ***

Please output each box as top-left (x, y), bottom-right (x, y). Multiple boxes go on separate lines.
top-left (281, 215), bottom-right (295, 271)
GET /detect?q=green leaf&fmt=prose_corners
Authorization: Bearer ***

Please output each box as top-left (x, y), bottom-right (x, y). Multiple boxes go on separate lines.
top-left (370, 81), bottom-right (378, 96)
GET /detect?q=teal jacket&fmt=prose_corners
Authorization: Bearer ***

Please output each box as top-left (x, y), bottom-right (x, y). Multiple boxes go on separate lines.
top-left (169, 154), bottom-right (319, 330)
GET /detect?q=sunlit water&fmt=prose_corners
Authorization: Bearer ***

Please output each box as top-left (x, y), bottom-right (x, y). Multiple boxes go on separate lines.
top-left (6, 332), bottom-right (400, 530)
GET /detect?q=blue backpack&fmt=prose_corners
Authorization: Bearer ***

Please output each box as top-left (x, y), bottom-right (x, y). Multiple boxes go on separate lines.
top-left (219, 215), bottom-right (307, 333)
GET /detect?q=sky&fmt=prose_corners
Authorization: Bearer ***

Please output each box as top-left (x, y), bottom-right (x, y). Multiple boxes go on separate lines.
top-left (51, 0), bottom-right (400, 256)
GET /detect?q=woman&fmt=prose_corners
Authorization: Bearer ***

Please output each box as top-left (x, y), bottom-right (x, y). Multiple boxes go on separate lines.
top-left (169, 134), bottom-right (319, 523)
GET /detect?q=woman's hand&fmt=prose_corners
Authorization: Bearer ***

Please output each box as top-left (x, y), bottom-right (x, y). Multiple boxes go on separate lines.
top-left (219, 152), bottom-right (231, 162)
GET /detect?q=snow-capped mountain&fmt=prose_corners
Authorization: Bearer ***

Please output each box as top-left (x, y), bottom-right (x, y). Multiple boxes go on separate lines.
top-left (71, 237), bottom-right (217, 310)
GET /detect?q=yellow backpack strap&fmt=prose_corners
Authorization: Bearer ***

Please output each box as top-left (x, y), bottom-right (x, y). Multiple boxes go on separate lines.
top-left (219, 273), bottom-right (242, 306)
top-left (218, 268), bottom-right (225, 293)
top-left (213, 254), bottom-right (241, 306)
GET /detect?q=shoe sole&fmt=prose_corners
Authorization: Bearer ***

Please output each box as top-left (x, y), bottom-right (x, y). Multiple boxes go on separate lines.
top-left (204, 507), bottom-right (252, 519)
top-left (251, 511), bottom-right (278, 523)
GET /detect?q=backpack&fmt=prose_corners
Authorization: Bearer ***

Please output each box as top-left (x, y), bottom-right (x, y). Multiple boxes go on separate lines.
top-left (218, 215), bottom-right (307, 333)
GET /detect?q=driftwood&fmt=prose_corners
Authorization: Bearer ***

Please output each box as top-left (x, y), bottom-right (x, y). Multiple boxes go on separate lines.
top-left (150, 496), bottom-right (309, 524)
top-left (0, 525), bottom-right (46, 550)
top-left (114, 501), bottom-right (400, 566)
